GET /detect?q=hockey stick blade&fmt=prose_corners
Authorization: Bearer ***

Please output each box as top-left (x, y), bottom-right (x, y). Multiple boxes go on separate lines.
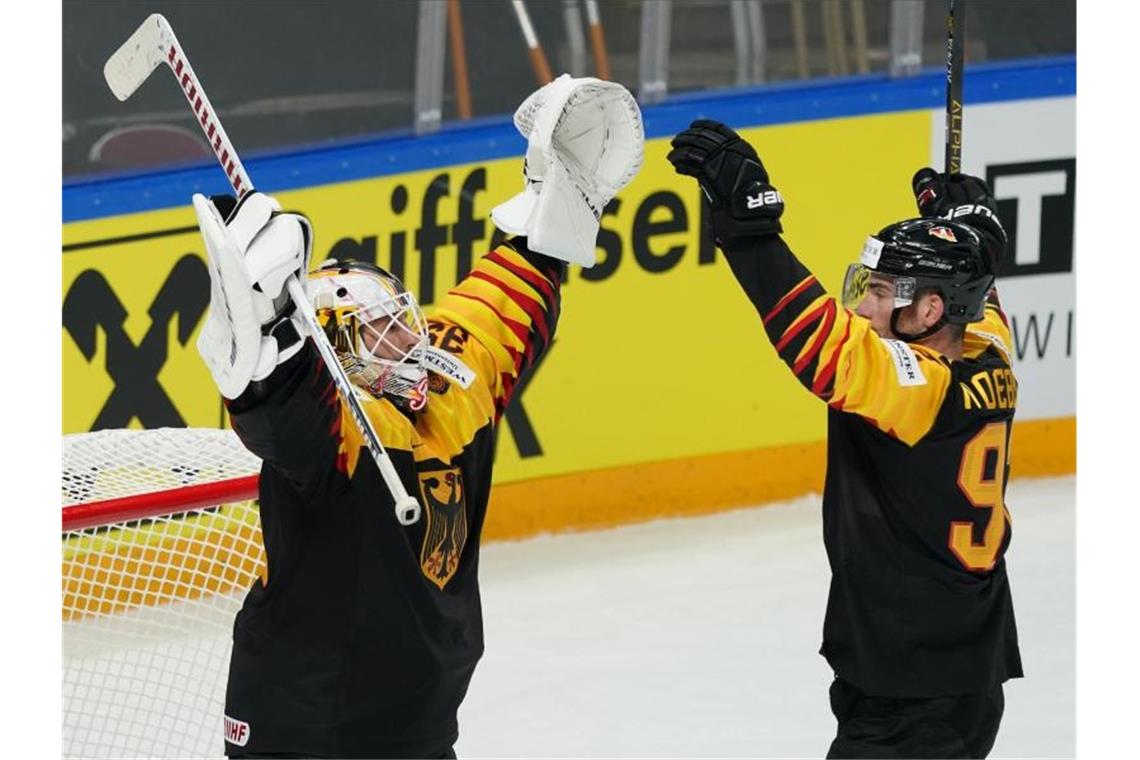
top-left (103, 14), bottom-right (174, 101)
top-left (103, 13), bottom-right (250, 196)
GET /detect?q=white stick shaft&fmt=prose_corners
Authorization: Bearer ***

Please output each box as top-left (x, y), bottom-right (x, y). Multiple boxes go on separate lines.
top-left (512, 0), bottom-right (540, 48)
top-left (585, 0), bottom-right (600, 25)
top-left (161, 37), bottom-right (252, 197)
top-left (286, 280), bottom-right (421, 525)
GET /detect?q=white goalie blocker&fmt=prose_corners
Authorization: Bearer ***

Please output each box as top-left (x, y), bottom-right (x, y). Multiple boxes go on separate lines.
top-left (194, 193), bottom-right (312, 400)
top-left (492, 74), bottom-right (644, 266)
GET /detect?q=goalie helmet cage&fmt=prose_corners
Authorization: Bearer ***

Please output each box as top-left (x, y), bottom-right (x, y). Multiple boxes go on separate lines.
top-left (62, 427), bottom-right (263, 759)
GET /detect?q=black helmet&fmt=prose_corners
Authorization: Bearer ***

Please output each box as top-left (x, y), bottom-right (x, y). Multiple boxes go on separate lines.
top-left (842, 217), bottom-right (995, 334)
top-left (871, 217), bottom-right (995, 324)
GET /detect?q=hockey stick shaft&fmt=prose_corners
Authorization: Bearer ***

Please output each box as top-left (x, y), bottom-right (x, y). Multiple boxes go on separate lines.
top-left (285, 278), bottom-right (420, 525)
top-left (446, 0), bottom-right (473, 119)
top-left (584, 0), bottom-right (611, 80)
top-left (944, 0), bottom-right (964, 173)
top-left (104, 14), bottom-right (421, 526)
top-left (511, 0), bottom-right (554, 84)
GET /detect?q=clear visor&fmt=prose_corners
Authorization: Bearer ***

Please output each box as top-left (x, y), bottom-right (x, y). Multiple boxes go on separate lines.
top-left (841, 264), bottom-right (917, 311)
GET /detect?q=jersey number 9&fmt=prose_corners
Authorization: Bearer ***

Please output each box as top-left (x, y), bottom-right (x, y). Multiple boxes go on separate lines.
top-left (950, 421), bottom-right (1012, 572)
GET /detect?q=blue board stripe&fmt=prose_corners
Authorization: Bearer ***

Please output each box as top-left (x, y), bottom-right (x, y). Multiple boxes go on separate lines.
top-left (63, 56), bottom-right (1074, 223)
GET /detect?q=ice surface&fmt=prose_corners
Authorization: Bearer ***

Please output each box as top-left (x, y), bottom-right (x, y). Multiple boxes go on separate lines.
top-left (459, 476), bottom-right (1075, 758)
top-left (60, 476), bottom-right (1074, 758)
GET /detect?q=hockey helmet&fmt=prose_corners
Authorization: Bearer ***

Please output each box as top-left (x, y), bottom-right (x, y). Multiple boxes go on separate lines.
top-left (308, 259), bottom-right (430, 412)
top-left (841, 218), bottom-right (995, 340)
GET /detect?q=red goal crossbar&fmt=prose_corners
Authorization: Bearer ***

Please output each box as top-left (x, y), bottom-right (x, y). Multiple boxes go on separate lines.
top-left (61, 475), bottom-right (260, 532)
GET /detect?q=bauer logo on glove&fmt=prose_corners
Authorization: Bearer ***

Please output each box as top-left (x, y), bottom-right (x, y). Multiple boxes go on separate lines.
top-left (667, 119), bottom-right (785, 243)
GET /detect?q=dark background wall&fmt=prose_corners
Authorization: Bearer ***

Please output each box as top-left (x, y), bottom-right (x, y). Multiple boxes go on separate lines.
top-left (63, 0), bottom-right (1074, 179)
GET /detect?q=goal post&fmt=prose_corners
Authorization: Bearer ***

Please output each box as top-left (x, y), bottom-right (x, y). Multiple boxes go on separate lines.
top-left (62, 428), bottom-right (264, 759)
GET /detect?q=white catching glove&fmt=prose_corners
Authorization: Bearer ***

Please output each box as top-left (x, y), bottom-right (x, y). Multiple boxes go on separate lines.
top-left (194, 191), bottom-right (313, 399)
top-left (491, 74), bottom-right (644, 266)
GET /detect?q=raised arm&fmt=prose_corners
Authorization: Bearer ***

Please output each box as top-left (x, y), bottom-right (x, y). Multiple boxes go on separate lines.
top-left (193, 191), bottom-right (353, 499)
top-left (419, 75), bottom-right (642, 417)
top-left (721, 229), bottom-right (952, 445)
top-left (667, 121), bottom-right (956, 445)
top-left (429, 238), bottom-right (564, 419)
top-left (911, 168), bottom-right (1014, 356)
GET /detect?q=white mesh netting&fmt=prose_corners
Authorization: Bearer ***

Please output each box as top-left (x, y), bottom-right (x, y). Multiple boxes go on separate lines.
top-left (62, 428), bottom-right (264, 759)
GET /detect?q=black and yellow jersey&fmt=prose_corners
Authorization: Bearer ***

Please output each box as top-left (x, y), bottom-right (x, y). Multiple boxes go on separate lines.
top-left (722, 234), bottom-right (1022, 698)
top-left (222, 237), bottom-right (563, 758)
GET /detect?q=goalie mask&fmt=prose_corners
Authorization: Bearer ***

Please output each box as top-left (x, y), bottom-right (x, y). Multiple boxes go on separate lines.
top-left (308, 259), bottom-right (430, 412)
top-left (841, 218), bottom-right (995, 342)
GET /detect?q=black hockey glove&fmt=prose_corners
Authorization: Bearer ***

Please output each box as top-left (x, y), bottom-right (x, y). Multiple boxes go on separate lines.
top-left (912, 168), bottom-right (1008, 267)
top-left (667, 119), bottom-right (784, 244)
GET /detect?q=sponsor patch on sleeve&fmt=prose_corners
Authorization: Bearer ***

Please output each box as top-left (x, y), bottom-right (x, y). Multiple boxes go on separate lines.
top-left (422, 346), bottom-right (476, 389)
top-left (224, 715), bottom-right (250, 747)
top-left (880, 338), bottom-right (927, 386)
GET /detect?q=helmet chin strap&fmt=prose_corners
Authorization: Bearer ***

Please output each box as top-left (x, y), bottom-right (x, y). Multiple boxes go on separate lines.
top-left (889, 307), bottom-right (946, 343)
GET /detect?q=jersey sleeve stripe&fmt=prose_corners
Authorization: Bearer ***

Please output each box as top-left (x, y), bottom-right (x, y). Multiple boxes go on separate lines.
top-left (485, 253), bottom-right (561, 345)
top-left (811, 317), bottom-right (852, 397)
top-left (485, 249), bottom-right (558, 306)
top-left (314, 364), bottom-right (337, 409)
top-left (468, 270), bottom-right (551, 345)
top-left (448, 291), bottom-right (533, 355)
top-left (484, 243), bottom-right (563, 342)
top-left (763, 274), bottom-right (818, 326)
top-left (793, 299), bottom-right (838, 377)
top-left (775, 299), bottom-right (829, 353)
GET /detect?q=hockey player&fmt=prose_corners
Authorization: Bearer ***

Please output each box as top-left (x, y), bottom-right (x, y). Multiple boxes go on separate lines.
top-left (192, 76), bottom-right (643, 759)
top-left (667, 120), bottom-right (1022, 759)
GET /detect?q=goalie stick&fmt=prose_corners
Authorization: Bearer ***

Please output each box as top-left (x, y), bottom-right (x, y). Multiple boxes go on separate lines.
top-left (103, 14), bottom-right (422, 526)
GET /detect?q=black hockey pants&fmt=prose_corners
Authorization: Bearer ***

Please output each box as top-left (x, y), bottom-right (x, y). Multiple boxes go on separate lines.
top-left (826, 676), bottom-right (1005, 759)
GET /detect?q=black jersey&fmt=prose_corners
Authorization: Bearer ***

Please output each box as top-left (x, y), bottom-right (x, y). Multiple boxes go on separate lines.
top-left (221, 239), bottom-right (563, 758)
top-left (722, 234), bottom-right (1022, 698)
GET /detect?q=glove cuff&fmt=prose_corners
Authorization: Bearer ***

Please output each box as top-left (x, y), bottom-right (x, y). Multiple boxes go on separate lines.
top-left (251, 313), bottom-right (305, 383)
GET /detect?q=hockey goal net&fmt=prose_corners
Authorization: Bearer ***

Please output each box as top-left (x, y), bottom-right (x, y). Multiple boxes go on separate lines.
top-left (62, 427), bottom-right (263, 759)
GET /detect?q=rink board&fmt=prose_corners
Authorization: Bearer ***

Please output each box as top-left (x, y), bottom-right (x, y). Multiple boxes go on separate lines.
top-left (62, 58), bottom-right (1076, 533)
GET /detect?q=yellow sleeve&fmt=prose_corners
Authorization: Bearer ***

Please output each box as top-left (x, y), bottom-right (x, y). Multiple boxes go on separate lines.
top-left (826, 313), bottom-right (953, 444)
top-left (722, 234), bottom-right (955, 445)
top-left (427, 238), bottom-right (564, 419)
top-left (963, 289), bottom-right (1014, 363)
top-left (764, 287), bottom-right (952, 445)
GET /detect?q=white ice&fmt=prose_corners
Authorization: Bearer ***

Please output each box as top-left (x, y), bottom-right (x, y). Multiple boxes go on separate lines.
top-left (459, 475), bottom-right (1075, 759)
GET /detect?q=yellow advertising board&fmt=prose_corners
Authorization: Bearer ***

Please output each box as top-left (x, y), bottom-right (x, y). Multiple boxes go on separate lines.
top-left (63, 110), bottom-right (1071, 536)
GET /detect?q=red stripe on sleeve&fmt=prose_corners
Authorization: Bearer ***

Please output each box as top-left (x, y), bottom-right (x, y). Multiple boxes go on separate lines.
top-left (812, 318), bottom-right (852, 396)
top-left (763, 276), bottom-right (818, 326)
top-left (793, 300), bottom-right (837, 376)
top-left (449, 291), bottom-right (533, 348)
top-left (469, 270), bottom-right (551, 344)
top-left (775, 301), bottom-right (829, 353)
top-left (485, 250), bottom-right (558, 305)
top-left (496, 372), bottom-right (518, 419)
